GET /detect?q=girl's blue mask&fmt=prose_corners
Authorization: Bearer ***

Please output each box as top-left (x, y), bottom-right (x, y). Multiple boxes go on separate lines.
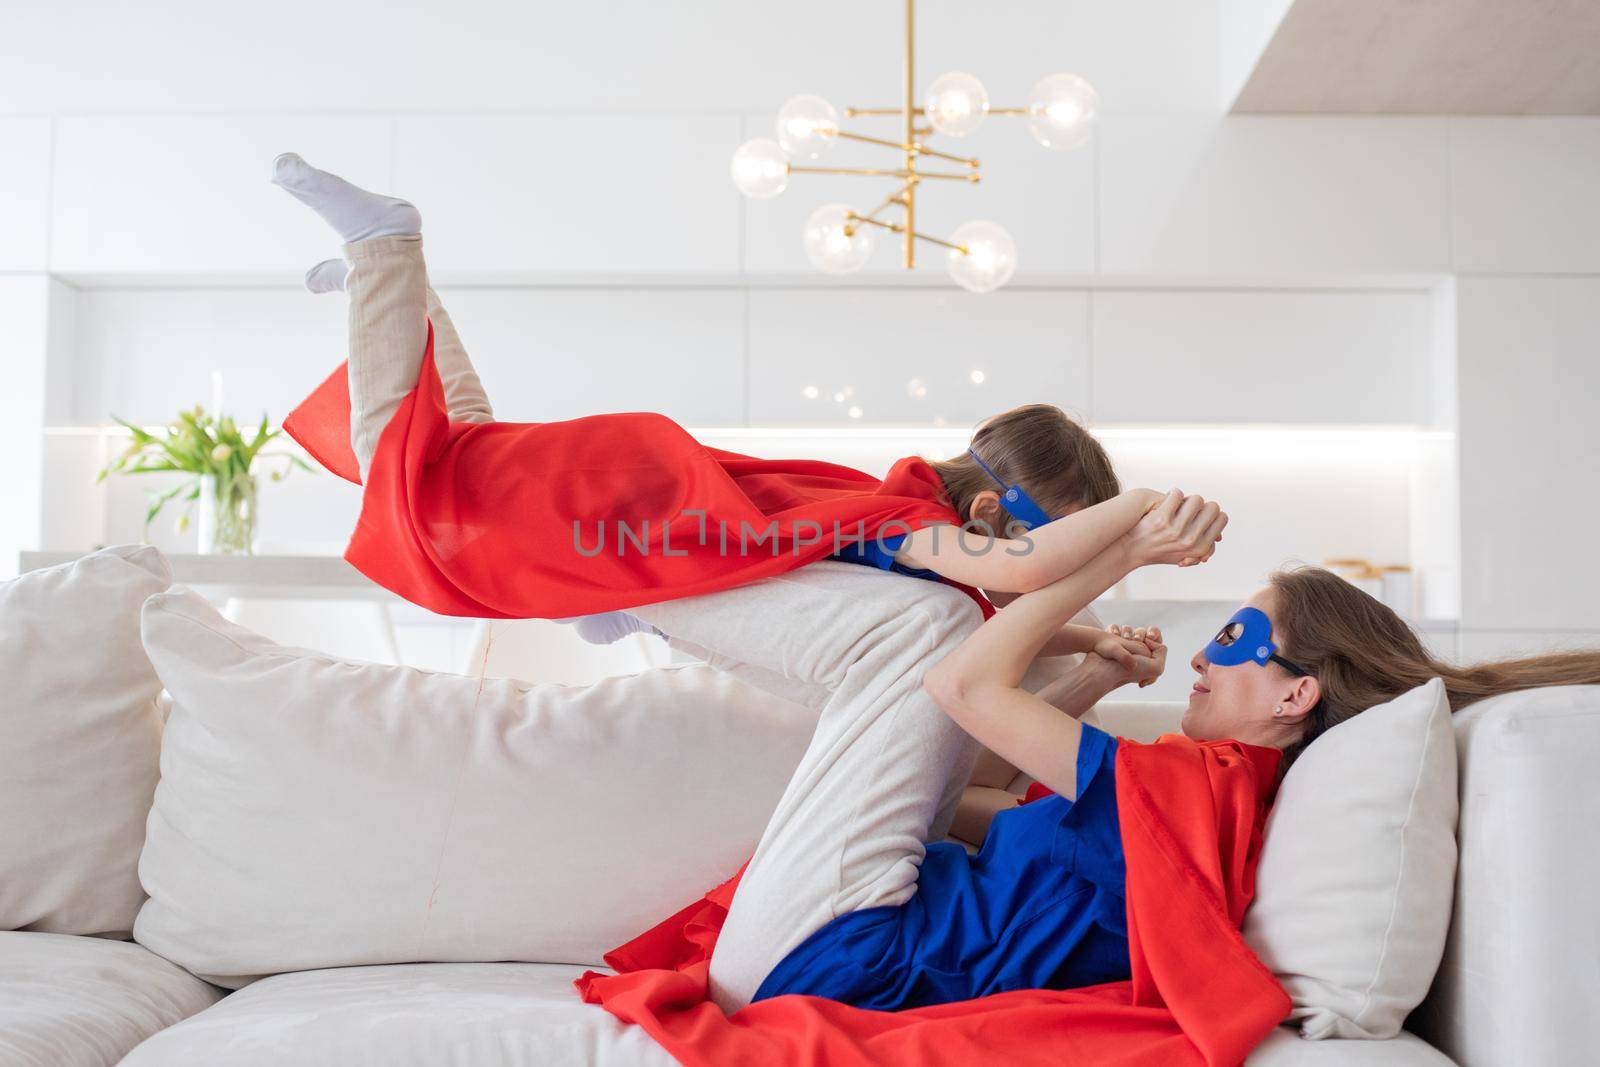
top-left (966, 448), bottom-right (1056, 532)
top-left (1203, 606), bottom-right (1311, 676)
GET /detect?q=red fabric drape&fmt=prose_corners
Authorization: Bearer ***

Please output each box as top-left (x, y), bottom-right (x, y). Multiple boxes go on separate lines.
top-left (575, 736), bottom-right (1289, 1067)
top-left (283, 327), bottom-right (991, 619)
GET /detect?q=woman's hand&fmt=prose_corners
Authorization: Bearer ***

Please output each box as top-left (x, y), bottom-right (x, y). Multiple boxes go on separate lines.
top-left (1096, 624), bottom-right (1166, 688)
top-left (1124, 489), bottom-right (1228, 568)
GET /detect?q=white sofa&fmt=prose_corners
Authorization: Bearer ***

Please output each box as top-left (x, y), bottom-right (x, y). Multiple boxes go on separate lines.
top-left (3, 550), bottom-right (1597, 1067)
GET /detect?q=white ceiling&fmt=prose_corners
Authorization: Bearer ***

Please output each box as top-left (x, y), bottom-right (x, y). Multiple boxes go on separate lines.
top-left (0, 0), bottom-right (1216, 117)
top-left (1233, 0), bottom-right (1600, 114)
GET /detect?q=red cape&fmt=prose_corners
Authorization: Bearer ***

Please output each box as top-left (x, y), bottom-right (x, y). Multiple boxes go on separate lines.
top-left (576, 736), bottom-right (1289, 1067)
top-left (283, 325), bottom-right (989, 619)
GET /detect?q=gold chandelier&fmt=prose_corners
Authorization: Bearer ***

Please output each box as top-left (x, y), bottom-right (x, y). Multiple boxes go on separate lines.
top-left (730, 0), bottom-right (1098, 293)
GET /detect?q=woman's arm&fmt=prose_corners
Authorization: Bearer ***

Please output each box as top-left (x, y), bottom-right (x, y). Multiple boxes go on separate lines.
top-left (895, 489), bottom-right (1226, 595)
top-left (924, 543), bottom-right (1139, 800)
top-left (924, 503), bottom-right (1201, 798)
top-left (948, 647), bottom-right (1161, 846)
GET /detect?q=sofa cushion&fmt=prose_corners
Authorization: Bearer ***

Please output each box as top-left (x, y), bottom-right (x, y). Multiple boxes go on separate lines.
top-left (0, 931), bottom-right (222, 1067)
top-left (111, 959), bottom-right (1453, 1067)
top-left (1246, 1027), bottom-right (1453, 1066)
top-left (118, 962), bottom-right (673, 1067)
top-left (133, 587), bottom-right (816, 986)
top-left (1243, 679), bottom-right (1459, 1039)
top-left (0, 546), bottom-right (172, 936)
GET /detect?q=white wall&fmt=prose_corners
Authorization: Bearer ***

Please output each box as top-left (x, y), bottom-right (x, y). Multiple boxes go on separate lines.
top-left (5, 1), bottom-right (1598, 648)
top-left (0, 1), bottom-right (1222, 118)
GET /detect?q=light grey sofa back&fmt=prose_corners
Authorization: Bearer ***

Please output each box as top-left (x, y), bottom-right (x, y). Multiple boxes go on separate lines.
top-left (1408, 684), bottom-right (1600, 1067)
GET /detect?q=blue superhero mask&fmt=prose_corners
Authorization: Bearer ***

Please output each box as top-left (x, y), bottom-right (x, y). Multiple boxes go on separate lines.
top-left (966, 448), bottom-right (1056, 532)
top-left (1204, 607), bottom-right (1310, 675)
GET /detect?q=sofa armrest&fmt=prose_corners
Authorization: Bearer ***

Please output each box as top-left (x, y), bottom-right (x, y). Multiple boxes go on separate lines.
top-left (1083, 701), bottom-right (1186, 744)
top-left (1408, 684), bottom-right (1600, 1067)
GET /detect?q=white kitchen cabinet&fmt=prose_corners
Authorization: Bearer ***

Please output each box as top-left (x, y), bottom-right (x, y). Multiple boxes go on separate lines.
top-left (747, 288), bottom-right (1089, 426)
top-left (0, 118), bottom-right (51, 270)
top-left (51, 117), bottom-right (394, 274)
top-left (394, 116), bottom-right (741, 275)
top-left (1092, 288), bottom-right (1431, 424)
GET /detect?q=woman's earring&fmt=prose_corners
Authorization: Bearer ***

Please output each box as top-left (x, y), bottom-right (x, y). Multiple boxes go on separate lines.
top-left (1272, 705), bottom-right (1284, 717)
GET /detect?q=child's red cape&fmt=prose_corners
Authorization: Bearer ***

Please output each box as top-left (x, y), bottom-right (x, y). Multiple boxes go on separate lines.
top-left (283, 325), bottom-right (989, 619)
top-left (575, 735), bottom-right (1290, 1067)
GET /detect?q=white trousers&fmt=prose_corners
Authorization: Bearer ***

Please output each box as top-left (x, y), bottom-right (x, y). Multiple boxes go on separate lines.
top-left (344, 234), bottom-right (492, 480)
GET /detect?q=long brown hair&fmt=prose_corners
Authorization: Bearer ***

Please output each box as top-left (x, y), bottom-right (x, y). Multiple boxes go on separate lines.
top-left (929, 404), bottom-right (1120, 529)
top-left (1270, 565), bottom-right (1600, 768)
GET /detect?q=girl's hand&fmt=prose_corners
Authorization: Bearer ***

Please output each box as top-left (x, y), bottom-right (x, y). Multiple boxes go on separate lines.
top-left (1101, 624), bottom-right (1166, 688)
top-left (1124, 490), bottom-right (1228, 568)
top-left (1091, 628), bottom-right (1151, 671)
top-left (1126, 487), bottom-right (1166, 514)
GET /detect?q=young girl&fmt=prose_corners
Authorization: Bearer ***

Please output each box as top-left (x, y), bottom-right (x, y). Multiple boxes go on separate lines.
top-left (270, 153), bottom-right (1227, 630)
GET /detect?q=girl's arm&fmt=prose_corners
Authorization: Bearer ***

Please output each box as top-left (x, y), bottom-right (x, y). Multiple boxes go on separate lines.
top-left (950, 747), bottom-right (1026, 847)
top-left (1039, 622), bottom-right (1140, 662)
top-left (895, 489), bottom-right (1226, 595)
top-left (894, 488), bottom-right (1155, 594)
top-left (924, 513), bottom-right (1191, 798)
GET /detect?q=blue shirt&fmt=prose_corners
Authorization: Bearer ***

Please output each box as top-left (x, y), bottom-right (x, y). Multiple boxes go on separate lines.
top-left (829, 531), bottom-right (941, 582)
top-left (752, 725), bottom-right (1129, 1011)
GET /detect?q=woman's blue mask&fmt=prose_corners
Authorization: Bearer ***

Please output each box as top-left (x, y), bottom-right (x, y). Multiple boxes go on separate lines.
top-left (1203, 607), bottom-right (1310, 676)
top-left (966, 449), bottom-right (1055, 532)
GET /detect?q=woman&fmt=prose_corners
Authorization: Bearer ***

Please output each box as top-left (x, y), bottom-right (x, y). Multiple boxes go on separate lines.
top-left (573, 539), bottom-right (1600, 1063)
top-left (771, 561), bottom-right (1600, 1012)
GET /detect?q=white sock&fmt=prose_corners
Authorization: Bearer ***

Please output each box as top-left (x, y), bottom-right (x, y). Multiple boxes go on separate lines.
top-left (556, 611), bottom-right (664, 646)
top-left (271, 152), bottom-right (421, 244)
top-left (304, 258), bottom-right (349, 294)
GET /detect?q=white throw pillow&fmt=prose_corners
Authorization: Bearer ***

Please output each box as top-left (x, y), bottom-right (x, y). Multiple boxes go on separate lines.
top-left (0, 545), bottom-right (172, 936)
top-left (134, 587), bottom-right (816, 987)
top-left (1243, 678), bottom-right (1459, 1039)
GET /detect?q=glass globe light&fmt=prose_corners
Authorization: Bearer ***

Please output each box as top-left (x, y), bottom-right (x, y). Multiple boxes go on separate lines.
top-left (924, 72), bottom-right (989, 137)
top-left (730, 138), bottom-right (790, 199)
top-left (802, 203), bottom-right (875, 275)
top-left (776, 94), bottom-right (839, 159)
top-left (946, 220), bottom-right (1016, 293)
top-left (1026, 73), bottom-right (1099, 150)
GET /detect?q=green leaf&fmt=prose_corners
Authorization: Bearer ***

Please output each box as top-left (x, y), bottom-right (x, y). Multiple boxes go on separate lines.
top-left (112, 415), bottom-right (154, 444)
top-left (102, 406), bottom-right (303, 492)
top-left (143, 477), bottom-right (199, 531)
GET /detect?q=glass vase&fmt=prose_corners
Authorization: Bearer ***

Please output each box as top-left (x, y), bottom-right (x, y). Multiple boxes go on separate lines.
top-left (197, 473), bottom-right (258, 555)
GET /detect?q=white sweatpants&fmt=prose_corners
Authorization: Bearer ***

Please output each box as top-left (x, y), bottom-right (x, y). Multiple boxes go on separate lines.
top-left (343, 234), bottom-right (493, 480)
